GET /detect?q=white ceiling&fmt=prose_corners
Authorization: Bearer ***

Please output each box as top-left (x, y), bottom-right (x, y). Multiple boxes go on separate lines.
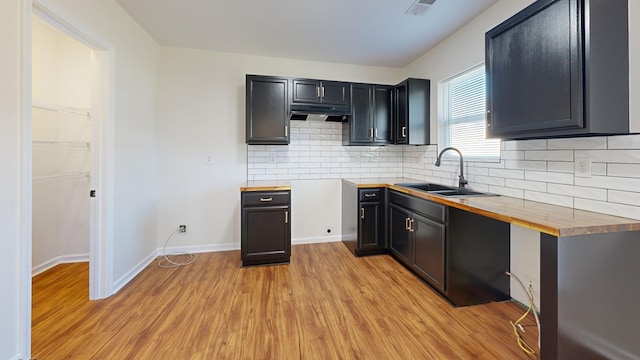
top-left (115, 0), bottom-right (497, 68)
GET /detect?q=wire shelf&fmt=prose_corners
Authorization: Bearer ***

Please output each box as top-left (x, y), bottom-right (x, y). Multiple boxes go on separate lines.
top-left (33, 139), bottom-right (90, 148)
top-left (33, 172), bottom-right (90, 184)
top-left (32, 99), bottom-right (91, 118)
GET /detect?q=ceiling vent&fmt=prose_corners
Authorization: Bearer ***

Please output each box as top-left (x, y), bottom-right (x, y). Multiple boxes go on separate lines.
top-left (405, 0), bottom-right (436, 16)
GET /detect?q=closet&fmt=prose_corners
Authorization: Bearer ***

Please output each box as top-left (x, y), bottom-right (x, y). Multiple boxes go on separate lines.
top-left (32, 16), bottom-right (93, 275)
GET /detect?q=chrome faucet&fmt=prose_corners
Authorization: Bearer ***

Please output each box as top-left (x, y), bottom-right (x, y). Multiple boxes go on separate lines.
top-left (435, 147), bottom-right (468, 188)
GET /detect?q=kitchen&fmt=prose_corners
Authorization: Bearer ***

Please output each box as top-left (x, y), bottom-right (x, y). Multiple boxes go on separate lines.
top-left (3, 0), bottom-right (640, 359)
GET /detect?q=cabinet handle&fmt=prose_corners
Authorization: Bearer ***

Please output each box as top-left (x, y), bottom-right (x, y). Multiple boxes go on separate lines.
top-left (405, 217), bottom-right (410, 230)
top-left (321, 86), bottom-right (325, 98)
top-left (374, 128), bottom-right (378, 138)
top-left (409, 219), bottom-right (415, 232)
top-left (369, 128), bottom-right (374, 138)
top-left (361, 207), bottom-right (365, 219)
top-left (260, 197), bottom-right (273, 202)
top-left (402, 126), bottom-right (407, 138)
top-left (316, 86), bottom-right (320, 98)
top-left (364, 193), bottom-right (376, 198)
top-left (285, 126), bottom-right (288, 137)
top-left (285, 211), bottom-right (288, 224)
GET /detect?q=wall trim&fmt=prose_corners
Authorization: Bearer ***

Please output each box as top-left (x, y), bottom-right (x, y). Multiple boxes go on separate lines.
top-left (293, 235), bottom-right (342, 245)
top-left (111, 250), bottom-right (157, 294)
top-left (10, 353), bottom-right (23, 360)
top-left (32, 254), bottom-right (89, 277)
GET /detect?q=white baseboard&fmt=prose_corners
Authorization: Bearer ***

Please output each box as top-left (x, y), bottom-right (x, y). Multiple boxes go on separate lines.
top-left (32, 253), bottom-right (89, 277)
top-left (160, 243), bottom-right (240, 255)
top-left (292, 235), bottom-right (342, 245)
top-left (10, 353), bottom-right (23, 360)
top-left (111, 250), bottom-right (158, 295)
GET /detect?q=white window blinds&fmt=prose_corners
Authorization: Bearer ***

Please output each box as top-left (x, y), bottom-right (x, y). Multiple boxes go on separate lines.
top-left (439, 65), bottom-right (500, 160)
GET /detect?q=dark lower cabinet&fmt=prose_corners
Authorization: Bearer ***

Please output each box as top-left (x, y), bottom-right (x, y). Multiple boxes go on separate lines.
top-left (389, 203), bottom-right (412, 263)
top-left (342, 183), bottom-right (386, 256)
top-left (388, 190), bottom-right (510, 306)
top-left (241, 190), bottom-right (291, 266)
top-left (412, 212), bottom-right (445, 292)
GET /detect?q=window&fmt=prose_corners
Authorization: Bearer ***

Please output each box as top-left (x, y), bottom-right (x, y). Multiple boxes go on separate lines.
top-left (438, 64), bottom-right (500, 161)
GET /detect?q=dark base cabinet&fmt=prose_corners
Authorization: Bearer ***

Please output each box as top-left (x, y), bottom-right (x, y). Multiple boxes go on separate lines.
top-left (388, 190), bottom-right (510, 306)
top-left (341, 183), bottom-right (386, 256)
top-left (241, 190), bottom-right (291, 266)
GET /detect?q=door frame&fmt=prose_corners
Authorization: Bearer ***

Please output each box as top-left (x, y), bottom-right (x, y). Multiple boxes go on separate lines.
top-left (20, 0), bottom-right (115, 356)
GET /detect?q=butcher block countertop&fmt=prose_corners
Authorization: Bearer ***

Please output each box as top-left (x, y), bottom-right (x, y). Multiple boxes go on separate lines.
top-left (240, 181), bottom-right (292, 192)
top-left (342, 178), bottom-right (640, 237)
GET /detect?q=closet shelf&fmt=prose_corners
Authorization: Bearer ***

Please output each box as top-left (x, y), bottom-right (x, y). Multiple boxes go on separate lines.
top-left (33, 172), bottom-right (90, 184)
top-left (32, 99), bottom-right (91, 117)
top-left (33, 139), bottom-right (90, 148)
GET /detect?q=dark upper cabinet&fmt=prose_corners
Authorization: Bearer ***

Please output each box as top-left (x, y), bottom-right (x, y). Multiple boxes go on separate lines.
top-left (290, 78), bottom-right (351, 107)
top-left (393, 78), bottom-right (431, 145)
top-left (246, 75), bottom-right (289, 145)
top-left (486, 0), bottom-right (629, 139)
top-left (344, 84), bottom-right (392, 145)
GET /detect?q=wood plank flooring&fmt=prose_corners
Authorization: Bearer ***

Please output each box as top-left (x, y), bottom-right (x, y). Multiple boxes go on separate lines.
top-left (32, 242), bottom-right (538, 359)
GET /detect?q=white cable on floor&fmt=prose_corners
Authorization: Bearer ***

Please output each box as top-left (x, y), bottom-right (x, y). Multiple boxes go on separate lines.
top-left (158, 229), bottom-right (198, 268)
top-left (506, 271), bottom-right (541, 354)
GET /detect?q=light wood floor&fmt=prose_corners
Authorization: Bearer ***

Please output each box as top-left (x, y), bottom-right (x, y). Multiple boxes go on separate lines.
top-left (32, 242), bottom-right (538, 359)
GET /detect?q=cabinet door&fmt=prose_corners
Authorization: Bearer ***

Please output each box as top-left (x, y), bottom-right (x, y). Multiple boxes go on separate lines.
top-left (246, 76), bottom-right (289, 145)
top-left (486, 0), bottom-right (583, 138)
top-left (389, 203), bottom-right (412, 263)
top-left (359, 202), bottom-right (381, 250)
top-left (394, 82), bottom-right (408, 144)
top-left (242, 206), bottom-right (290, 263)
top-left (412, 212), bottom-right (446, 292)
top-left (321, 81), bottom-right (350, 106)
top-left (349, 84), bottom-right (374, 144)
top-left (291, 79), bottom-right (321, 104)
top-left (373, 86), bottom-right (392, 144)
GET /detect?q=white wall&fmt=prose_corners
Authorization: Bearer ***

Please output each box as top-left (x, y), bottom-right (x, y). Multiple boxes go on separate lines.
top-left (32, 17), bottom-right (92, 274)
top-left (0, 0), bottom-right (24, 357)
top-left (156, 47), bottom-right (402, 249)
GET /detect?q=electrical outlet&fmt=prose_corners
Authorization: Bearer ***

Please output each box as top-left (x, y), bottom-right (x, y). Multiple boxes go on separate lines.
top-left (178, 225), bottom-right (187, 234)
top-left (575, 156), bottom-right (592, 178)
top-left (524, 276), bottom-right (539, 299)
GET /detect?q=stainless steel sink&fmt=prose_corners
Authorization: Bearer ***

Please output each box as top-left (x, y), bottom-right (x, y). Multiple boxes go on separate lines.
top-left (395, 183), bottom-right (497, 197)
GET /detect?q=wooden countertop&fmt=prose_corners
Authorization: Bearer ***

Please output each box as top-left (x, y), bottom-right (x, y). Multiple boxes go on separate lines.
top-left (343, 178), bottom-right (640, 237)
top-left (240, 181), bottom-right (292, 192)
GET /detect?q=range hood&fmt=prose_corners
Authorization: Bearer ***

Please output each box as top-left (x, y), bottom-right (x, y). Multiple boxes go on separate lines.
top-left (289, 103), bottom-right (350, 122)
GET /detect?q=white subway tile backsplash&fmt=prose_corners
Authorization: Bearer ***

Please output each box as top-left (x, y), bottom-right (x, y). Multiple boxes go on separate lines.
top-left (547, 137), bottom-right (607, 149)
top-left (525, 171), bottom-right (573, 184)
top-left (575, 149), bottom-right (640, 163)
top-left (574, 198), bottom-right (640, 220)
top-left (505, 160), bottom-right (547, 171)
top-left (248, 123), bottom-right (640, 220)
top-left (524, 150), bottom-right (573, 161)
top-left (524, 191), bottom-right (573, 208)
top-left (607, 134), bottom-right (640, 149)
top-left (547, 183), bottom-right (607, 201)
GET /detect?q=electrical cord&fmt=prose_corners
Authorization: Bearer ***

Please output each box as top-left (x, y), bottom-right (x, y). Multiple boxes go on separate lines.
top-left (158, 229), bottom-right (198, 268)
top-left (506, 271), bottom-right (541, 356)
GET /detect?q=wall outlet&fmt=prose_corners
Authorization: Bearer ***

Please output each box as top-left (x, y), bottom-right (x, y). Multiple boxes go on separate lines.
top-left (575, 156), bottom-right (592, 178)
top-left (524, 276), bottom-right (538, 299)
top-left (178, 225), bottom-right (187, 234)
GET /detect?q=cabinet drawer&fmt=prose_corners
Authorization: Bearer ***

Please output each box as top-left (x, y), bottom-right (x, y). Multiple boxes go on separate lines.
top-left (242, 191), bottom-right (290, 207)
top-left (389, 190), bottom-right (445, 223)
top-left (359, 188), bottom-right (381, 202)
